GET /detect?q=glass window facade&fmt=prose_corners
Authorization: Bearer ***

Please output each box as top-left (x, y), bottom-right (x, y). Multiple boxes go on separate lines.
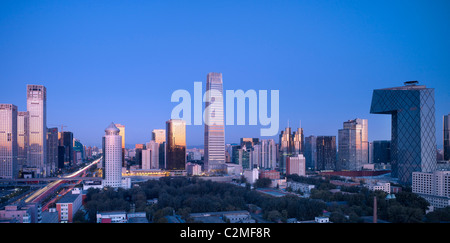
top-left (370, 83), bottom-right (437, 185)
top-left (166, 119), bottom-right (186, 171)
top-left (204, 72), bottom-right (225, 172)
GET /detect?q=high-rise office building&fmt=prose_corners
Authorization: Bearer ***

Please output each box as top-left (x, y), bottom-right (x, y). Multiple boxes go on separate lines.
top-left (103, 123), bottom-right (122, 188)
top-left (0, 104), bottom-right (18, 179)
top-left (304, 136), bottom-right (317, 170)
top-left (145, 140), bottom-right (159, 169)
top-left (59, 131), bottom-right (73, 166)
top-left (338, 118), bottom-right (368, 171)
top-left (166, 119), bottom-right (186, 171)
top-left (27, 85), bottom-right (47, 177)
top-left (17, 111), bottom-right (29, 171)
top-left (373, 140), bottom-right (391, 164)
top-left (135, 144), bottom-right (145, 168)
top-left (260, 139), bottom-right (277, 169)
top-left (370, 81), bottom-right (437, 185)
top-left (152, 129), bottom-right (166, 144)
top-left (115, 123), bottom-right (125, 167)
top-left (204, 72), bottom-right (225, 172)
top-left (316, 136), bottom-right (337, 171)
top-left (47, 127), bottom-right (59, 175)
top-left (444, 114), bottom-right (450, 161)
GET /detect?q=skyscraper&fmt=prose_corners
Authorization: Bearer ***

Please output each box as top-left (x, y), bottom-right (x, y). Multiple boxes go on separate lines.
top-left (316, 136), bottom-right (337, 171)
top-left (338, 118), bottom-right (368, 171)
top-left (0, 104), bottom-right (18, 179)
top-left (59, 131), bottom-right (73, 167)
top-left (204, 72), bottom-right (225, 172)
top-left (370, 81), bottom-right (437, 185)
top-left (444, 114), bottom-right (450, 161)
top-left (47, 127), bottom-right (59, 175)
top-left (166, 119), bottom-right (186, 171)
top-left (304, 136), bottom-right (317, 170)
top-left (17, 111), bottom-right (29, 171)
top-left (103, 123), bottom-right (122, 188)
top-left (27, 85), bottom-right (47, 177)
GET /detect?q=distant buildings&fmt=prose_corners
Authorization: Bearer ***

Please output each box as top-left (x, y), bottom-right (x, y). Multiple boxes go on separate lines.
top-left (370, 81), bottom-right (437, 185)
top-left (204, 72), bottom-right (226, 172)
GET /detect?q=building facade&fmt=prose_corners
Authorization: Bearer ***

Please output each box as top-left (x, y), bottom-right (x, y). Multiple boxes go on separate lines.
top-left (166, 119), bottom-right (186, 171)
top-left (286, 154), bottom-right (306, 176)
top-left (17, 111), bottom-right (29, 171)
top-left (338, 118), bottom-right (368, 171)
top-left (0, 104), bottom-right (18, 179)
top-left (103, 123), bottom-right (123, 188)
top-left (444, 114), bottom-right (450, 161)
top-left (204, 72), bottom-right (226, 172)
top-left (412, 170), bottom-right (450, 209)
top-left (370, 81), bottom-right (437, 185)
top-left (304, 135), bottom-right (317, 170)
top-left (316, 136), bottom-right (337, 171)
top-left (27, 85), bottom-right (47, 177)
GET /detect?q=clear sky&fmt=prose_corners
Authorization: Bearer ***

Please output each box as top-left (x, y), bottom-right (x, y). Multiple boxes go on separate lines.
top-left (1, 0), bottom-right (449, 148)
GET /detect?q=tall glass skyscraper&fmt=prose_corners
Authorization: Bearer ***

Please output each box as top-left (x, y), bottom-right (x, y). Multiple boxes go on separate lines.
top-left (27, 85), bottom-right (47, 177)
top-left (304, 136), bottom-right (317, 170)
top-left (17, 111), bottom-right (29, 171)
top-left (370, 81), bottom-right (437, 185)
top-left (166, 119), bottom-right (186, 171)
top-left (0, 104), bottom-right (18, 179)
top-left (338, 118), bottom-right (368, 171)
top-left (279, 126), bottom-right (293, 174)
top-left (444, 114), bottom-right (450, 161)
top-left (204, 72), bottom-right (225, 172)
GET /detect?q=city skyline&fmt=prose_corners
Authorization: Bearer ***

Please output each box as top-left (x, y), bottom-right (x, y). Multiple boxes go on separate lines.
top-left (1, 1), bottom-right (449, 147)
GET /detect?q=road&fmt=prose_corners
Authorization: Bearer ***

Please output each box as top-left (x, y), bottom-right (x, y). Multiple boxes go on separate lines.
top-left (24, 157), bottom-right (102, 205)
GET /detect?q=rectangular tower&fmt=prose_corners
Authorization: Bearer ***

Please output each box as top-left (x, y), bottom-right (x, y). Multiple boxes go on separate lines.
top-left (166, 119), bottom-right (186, 171)
top-left (27, 85), bottom-right (47, 177)
top-left (0, 104), bottom-right (18, 179)
top-left (204, 72), bottom-right (225, 172)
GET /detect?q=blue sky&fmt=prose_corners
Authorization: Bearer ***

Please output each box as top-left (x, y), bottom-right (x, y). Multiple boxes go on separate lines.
top-left (1, 0), bottom-right (449, 147)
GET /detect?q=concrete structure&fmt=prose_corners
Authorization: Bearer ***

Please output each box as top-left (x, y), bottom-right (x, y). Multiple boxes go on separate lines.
top-left (286, 154), bottom-right (306, 176)
top-left (365, 182), bottom-right (391, 194)
top-left (56, 188), bottom-right (82, 223)
top-left (444, 114), bottom-right (450, 161)
top-left (412, 170), bottom-right (450, 209)
top-left (186, 162), bottom-right (202, 175)
top-left (244, 168), bottom-right (259, 184)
